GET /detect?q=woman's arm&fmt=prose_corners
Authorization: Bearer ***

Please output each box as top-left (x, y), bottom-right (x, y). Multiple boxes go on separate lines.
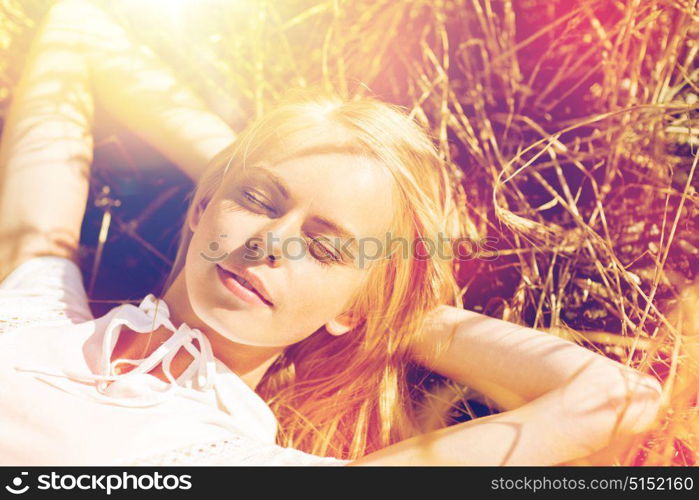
top-left (348, 366), bottom-right (660, 465)
top-left (75, 0), bottom-right (237, 179)
top-left (346, 311), bottom-right (662, 465)
top-left (350, 304), bottom-right (663, 465)
top-left (0, 0), bottom-right (95, 281)
top-left (0, 0), bottom-right (236, 282)
top-left (410, 304), bottom-right (662, 413)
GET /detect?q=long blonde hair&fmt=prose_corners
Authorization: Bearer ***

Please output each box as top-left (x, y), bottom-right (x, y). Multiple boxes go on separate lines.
top-left (162, 93), bottom-right (465, 459)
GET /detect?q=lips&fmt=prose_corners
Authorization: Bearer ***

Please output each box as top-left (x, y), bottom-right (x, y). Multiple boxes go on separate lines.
top-left (215, 264), bottom-right (273, 307)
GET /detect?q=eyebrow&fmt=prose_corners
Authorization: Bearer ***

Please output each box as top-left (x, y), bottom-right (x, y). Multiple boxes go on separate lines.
top-left (249, 165), bottom-right (359, 244)
top-left (310, 215), bottom-right (357, 244)
top-left (247, 166), bottom-right (290, 200)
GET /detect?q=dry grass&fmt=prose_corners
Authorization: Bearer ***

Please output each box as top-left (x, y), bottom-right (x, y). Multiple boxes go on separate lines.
top-left (1, 0), bottom-right (697, 465)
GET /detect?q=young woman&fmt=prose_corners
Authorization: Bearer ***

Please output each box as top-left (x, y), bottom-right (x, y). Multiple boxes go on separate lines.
top-left (0, 0), bottom-right (664, 465)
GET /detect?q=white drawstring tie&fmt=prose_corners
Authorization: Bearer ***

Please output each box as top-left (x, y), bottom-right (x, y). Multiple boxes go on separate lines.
top-left (14, 294), bottom-right (218, 408)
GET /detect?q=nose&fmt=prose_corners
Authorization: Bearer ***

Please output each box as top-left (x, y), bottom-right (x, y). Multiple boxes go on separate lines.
top-left (245, 215), bottom-right (302, 268)
top-left (246, 236), bottom-right (282, 267)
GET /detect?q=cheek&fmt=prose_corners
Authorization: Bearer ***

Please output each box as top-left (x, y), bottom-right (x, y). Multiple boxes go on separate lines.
top-left (286, 266), bottom-right (364, 318)
top-left (192, 206), bottom-right (258, 257)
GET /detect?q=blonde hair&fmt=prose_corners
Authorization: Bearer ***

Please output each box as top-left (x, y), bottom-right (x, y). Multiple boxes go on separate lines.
top-left (162, 93), bottom-right (465, 459)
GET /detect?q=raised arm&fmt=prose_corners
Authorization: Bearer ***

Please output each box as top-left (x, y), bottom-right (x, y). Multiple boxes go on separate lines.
top-left (348, 377), bottom-right (660, 465)
top-left (76, 0), bottom-right (237, 179)
top-left (347, 305), bottom-right (663, 465)
top-left (410, 305), bottom-right (662, 413)
top-left (0, 0), bottom-right (236, 282)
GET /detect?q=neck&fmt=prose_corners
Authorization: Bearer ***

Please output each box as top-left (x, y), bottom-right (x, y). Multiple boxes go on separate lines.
top-left (160, 270), bottom-right (283, 391)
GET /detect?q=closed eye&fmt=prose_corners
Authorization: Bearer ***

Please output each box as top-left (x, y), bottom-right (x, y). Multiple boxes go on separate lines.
top-left (243, 190), bottom-right (275, 214)
top-left (308, 236), bottom-right (342, 266)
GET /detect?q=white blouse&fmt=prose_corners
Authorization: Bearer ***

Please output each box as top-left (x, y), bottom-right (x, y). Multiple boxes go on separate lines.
top-left (0, 256), bottom-right (350, 466)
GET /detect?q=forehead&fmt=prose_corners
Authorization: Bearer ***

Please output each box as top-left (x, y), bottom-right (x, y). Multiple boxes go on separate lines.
top-left (228, 152), bottom-right (396, 239)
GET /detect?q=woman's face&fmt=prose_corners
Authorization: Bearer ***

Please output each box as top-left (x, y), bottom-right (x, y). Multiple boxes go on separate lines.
top-left (184, 151), bottom-right (396, 347)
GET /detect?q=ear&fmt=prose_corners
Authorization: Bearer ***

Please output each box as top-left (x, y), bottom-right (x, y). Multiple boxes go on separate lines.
top-left (325, 310), bottom-right (360, 336)
top-left (187, 197), bottom-right (209, 233)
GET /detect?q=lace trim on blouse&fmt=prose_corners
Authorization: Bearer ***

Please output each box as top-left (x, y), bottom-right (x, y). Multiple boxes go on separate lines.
top-left (121, 435), bottom-right (351, 466)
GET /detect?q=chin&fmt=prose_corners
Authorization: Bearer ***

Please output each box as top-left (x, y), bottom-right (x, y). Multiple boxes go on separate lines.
top-left (186, 289), bottom-right (272, 347)
top-left (210, 317), bottom-right (289, 347)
